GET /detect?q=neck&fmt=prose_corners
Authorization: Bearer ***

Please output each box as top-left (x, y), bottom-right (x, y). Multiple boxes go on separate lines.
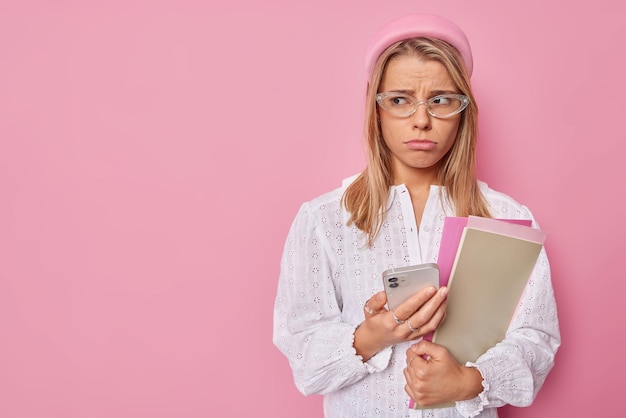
top-left (392, 166), bottom-right (439, 192)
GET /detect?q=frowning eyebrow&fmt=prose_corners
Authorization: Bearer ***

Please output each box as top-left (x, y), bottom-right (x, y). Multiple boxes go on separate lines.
top-left (385, 88), bottom-right (459, 96)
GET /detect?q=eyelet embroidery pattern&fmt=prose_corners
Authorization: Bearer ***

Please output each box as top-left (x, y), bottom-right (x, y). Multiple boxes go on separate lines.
top-left (274, 183), bottom-right (559, 417)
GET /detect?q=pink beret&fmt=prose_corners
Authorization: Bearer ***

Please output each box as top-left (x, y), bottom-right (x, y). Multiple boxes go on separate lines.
top-left (365, 14), bottom-right (473, 78)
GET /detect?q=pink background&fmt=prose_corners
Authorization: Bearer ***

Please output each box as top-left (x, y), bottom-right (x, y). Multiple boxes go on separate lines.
top-left (1, 0), bottom-right (624, 416)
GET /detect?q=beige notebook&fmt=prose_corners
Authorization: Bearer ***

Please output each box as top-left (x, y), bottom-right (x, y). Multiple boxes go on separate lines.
top-left (417, 218), bottom-right (545, 410)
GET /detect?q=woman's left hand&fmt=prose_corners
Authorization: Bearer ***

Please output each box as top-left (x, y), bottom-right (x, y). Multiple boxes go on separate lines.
top-left (403, 340), bottom-right (484, 407)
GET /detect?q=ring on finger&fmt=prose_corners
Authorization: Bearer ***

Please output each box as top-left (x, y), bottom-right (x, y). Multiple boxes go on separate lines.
top-left (407, 319), bottom-right (420, 333)
top-left (407, 356), bottom-right (417, 367)
top-left (364, 300), bottom-right (376, 315)
top-left (392, 311), bottom-right (405, 324)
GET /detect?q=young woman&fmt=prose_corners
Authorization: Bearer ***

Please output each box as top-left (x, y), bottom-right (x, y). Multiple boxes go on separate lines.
top-left (273, 14), bottom-right (560, 417)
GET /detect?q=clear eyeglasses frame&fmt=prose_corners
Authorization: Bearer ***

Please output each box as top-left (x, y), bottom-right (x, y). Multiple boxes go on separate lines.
top-left (375, 92), bottom-right (470, 119)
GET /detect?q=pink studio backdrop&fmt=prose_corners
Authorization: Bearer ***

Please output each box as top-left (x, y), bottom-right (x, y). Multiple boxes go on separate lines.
top-left (1, 1), bottom-right (625, 417)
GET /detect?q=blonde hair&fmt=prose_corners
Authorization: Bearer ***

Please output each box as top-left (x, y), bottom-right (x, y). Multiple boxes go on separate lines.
top-left (342, 37), bottom-right (491, 246)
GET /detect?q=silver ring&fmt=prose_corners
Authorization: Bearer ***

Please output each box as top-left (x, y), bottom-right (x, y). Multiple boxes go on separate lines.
top-left (392, 311), bottom-right (405, 324)
top-left (407, 319), bottom-right (420, 333)
top-left (364, 300), bottom-right (376, 315)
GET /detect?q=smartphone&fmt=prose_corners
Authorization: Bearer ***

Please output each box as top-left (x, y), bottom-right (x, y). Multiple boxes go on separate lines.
top-left (382, 263), bottom-right (440, 311)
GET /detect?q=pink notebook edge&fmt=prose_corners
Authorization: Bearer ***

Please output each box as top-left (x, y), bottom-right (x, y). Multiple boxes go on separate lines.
top-left (466, 215), bottom-right (546, 245)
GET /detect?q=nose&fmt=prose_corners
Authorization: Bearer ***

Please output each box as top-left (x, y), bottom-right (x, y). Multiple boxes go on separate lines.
top-left (411, 102), bottom-right (431, 130)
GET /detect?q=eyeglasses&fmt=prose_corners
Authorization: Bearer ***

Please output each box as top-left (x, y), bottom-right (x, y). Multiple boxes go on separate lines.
top-left (375, 92), bottom-right (470, 118)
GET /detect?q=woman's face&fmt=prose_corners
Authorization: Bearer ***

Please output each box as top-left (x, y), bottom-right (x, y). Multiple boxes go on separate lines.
top-left (378, 54), bottom-right (462, 184)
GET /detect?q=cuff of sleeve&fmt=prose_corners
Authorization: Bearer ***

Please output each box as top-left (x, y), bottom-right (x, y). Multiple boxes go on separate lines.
top-left (362, 346), bottom-right (393, 373)
top-left (455, 365), bottom-right (489, 418)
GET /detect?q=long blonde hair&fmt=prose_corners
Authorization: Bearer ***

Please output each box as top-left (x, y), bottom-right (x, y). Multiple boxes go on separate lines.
top-left (342, 37), bottom-right (491, 246)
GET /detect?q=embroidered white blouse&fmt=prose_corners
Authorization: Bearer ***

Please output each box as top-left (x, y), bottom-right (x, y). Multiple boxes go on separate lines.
top-left (273, 177), bottom-right (560, 418)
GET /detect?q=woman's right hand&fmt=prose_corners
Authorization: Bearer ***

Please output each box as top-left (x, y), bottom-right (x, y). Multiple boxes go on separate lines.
top-left (353, 286), bottom-right (448, 362)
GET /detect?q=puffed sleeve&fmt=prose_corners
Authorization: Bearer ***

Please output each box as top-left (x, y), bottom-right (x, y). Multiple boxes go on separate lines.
top-left (455, 206), bottom-right (561, 417)
top-left (273, 202), bottom-right (375, 395)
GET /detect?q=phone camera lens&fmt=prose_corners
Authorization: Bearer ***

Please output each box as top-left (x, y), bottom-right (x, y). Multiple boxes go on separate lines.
top-left (388, 277), bottom-right (398, 282)
top-left (389, 283), bottom-right (398, 288)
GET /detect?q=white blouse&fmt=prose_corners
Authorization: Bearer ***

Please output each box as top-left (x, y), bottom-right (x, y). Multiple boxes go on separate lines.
top-left (273, 177), bottom-right (560, 418)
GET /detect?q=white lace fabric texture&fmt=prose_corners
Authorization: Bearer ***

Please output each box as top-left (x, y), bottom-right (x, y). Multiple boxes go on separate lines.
top-left (273, 178), bottom-right (560, 418)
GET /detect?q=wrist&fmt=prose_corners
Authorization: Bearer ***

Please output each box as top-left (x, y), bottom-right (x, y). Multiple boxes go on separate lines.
top-left (353, 323), bottom-right (381, 362)
top-left (459, 366), bottom-right (484, 400)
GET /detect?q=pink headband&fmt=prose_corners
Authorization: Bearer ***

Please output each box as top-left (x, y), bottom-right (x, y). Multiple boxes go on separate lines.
top-left (365, 14), bottom-right (473, 79)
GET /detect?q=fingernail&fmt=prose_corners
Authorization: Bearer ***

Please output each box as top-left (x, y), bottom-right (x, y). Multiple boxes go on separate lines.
top-left (439, 287), bottom-right (448, 297)
top-left (426, 287), bottom-right (437, 297)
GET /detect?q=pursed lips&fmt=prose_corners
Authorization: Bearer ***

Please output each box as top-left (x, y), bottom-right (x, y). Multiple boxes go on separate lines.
top-left (404, 139), bottom-right (436, 150)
